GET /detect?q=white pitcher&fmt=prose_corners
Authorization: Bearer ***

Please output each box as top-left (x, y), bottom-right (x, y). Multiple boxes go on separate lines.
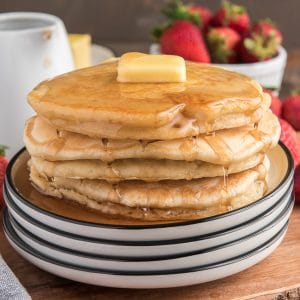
top-left (0, 12), bottom-right (74, 158)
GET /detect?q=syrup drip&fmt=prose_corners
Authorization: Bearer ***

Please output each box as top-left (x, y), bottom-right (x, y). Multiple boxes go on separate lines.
top-left (221, 166), bottom-right (229, 212)
top-left (101, 138), bottom-right (109, 151)
top-left (204, 135), bottom-right (232, 164)
top-left (56, 129), bottom-right (63, 138)
top-left (112, 183), bottom-right (122, 199)
top-left (139, 140), bottom-right (149, 152)
top-left (109, 162), bottom-right (122, 179)
top-left (222, 166), bottom-right (229, 190)
top-left (262, 178), bottom-right (268, 194)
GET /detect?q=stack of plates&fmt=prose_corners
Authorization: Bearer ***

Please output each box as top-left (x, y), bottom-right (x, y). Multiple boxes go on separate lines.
top-left (3, 142), bottom-right (294, 289)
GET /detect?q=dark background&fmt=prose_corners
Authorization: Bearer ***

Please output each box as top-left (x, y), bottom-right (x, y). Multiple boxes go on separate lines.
top-left (0, 0), bottom-right (299, 55)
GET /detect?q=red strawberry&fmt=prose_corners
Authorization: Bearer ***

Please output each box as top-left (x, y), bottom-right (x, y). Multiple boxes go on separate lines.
top-left (252, 19), bottom-right (282, 45)
top-left (187, 5), bottom-right (213, 30)
top-left (0, 145), bottom-right (8, 207)
top-left (240, 31), bottom-right (279, 63)
top-left (282, 92), bottom-right (300, 130)
top-left (211, 0), bottom-right (250, 35)
top-left (263, 89), bottom-right (282, 117)
top-left (160, 20), bottom-right (211, 63)
top-left (294, 165), bottom-right (300, 203)
top-left (279, 119), bottom-right (300, 167)
top-left (207, 27), bottom-right (241, 63)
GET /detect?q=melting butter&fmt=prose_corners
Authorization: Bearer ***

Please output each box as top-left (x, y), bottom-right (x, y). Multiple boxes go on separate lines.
top-left (117, 52), bottom-right (186, 83)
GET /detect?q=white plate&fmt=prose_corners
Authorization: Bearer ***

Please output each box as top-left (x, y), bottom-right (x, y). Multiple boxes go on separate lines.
top-left (91, 44), bottom-right (115, 65)
top-left (5, 143), bottom-right (294, 242)
top-left (5, 194), bottom-right (293, 271)
top-left (4, 183), bottom-right (293, 258)
top-left (3, 217), bottom-right (288, 289)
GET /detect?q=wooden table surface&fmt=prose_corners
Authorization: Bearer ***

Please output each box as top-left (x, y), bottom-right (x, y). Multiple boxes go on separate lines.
top-left (1, 49), bottom-right (300, 300)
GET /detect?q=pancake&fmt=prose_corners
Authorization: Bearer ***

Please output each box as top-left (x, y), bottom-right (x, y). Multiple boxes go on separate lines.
top-left (24, 111), bottom-right (280, 165)
top-left (42, 97), bottom-right (269, 140)
top-left (29, 162), bottom-right (268, 221)
top-left (28, 60), bottom-right (268, 140)
top-left (30, 153), bottom-right (264, 182)
top-left (29, 158), bottom-right (268, 210)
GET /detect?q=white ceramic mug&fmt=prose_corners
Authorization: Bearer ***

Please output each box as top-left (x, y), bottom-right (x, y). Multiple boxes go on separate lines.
top-left (0, 12), bottom-right (74, 158)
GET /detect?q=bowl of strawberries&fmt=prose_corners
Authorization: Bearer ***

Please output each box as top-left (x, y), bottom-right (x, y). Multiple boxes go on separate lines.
top-left (150, 0), bottom-right (287, 92)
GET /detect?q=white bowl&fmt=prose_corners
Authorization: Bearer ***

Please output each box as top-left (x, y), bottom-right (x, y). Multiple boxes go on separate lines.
top-left (4, 143), bottom-right (294, 242)
top-left (149, 44), bottom-right (287, 91)
top-left (4, 182), bottom-right (293, 258)
top-left (5, 193), bottom-right (293, 271)
top-left (3, 215), bottom-right (288, 289)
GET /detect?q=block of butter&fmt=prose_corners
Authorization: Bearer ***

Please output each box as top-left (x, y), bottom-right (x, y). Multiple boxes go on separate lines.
top-left (117, 52), bottom-right (186, 83)
top-left (68, 34), bottom-right (91, 69)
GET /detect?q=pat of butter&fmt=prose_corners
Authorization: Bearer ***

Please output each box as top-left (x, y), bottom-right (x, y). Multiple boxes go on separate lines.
top-left (68, 34), bottom-right (91, 69)
top-left (117, 52), bottom-right (186, 83)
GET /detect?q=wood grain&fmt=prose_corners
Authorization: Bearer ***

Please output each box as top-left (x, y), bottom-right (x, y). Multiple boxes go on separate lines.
top-left (0, 205), bottom-right (299, 300)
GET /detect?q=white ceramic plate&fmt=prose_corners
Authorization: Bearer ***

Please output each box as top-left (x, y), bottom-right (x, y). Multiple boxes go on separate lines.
top-left (3, 215), bottom-right (288, 289)
top-left (91, 44), bottom-right (115, 65)
top-left (4, 183), bottom-right (293, 258)
top-left (5, 143), bottom-right (294, 242)
top-left (5, 193), bottom-right (293, 271)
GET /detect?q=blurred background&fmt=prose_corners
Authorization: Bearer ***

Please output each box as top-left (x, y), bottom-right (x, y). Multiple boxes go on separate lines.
top-left (1, 0), bottom-right (300, 55)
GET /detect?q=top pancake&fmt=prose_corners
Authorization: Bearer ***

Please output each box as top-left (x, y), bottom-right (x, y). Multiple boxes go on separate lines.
top-left (28, 60), bottom-right (266, 139)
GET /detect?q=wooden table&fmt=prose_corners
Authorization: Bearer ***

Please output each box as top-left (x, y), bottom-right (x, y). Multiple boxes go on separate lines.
top-left (1, 49), bottom-right (300, 300)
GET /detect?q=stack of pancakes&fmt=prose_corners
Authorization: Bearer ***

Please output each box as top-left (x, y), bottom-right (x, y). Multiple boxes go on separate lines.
top-left (23, 60), bottom-right (280, 221)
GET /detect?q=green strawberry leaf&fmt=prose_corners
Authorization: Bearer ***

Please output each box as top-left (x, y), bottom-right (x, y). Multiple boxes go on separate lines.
top-left (0, 145), bottom-right (8, 157)
top-left (291, 89), bottom-right (300, 96)
top-left (162, 0), bottom-right (201, 26)
top-left (152, 22), bottom-right (171, 40)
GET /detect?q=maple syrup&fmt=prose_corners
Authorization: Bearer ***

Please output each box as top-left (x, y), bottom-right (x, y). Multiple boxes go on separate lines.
top-left (28, 61), bottom-right (264, 140)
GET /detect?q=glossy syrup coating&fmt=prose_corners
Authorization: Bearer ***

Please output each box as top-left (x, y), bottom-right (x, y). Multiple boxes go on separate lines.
top-left (28, 61), bottom-right (264, 129)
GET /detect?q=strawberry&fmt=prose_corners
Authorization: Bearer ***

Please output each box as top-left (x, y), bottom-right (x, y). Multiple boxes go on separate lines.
top-left (252, 19), bottom-right (282, 45)
top-left (263, 89), bottom-right (282, 117)
top-left (0, 145), bottom-right (8, 207)
top-left (211, 0), bottom-right (250, 35)
top-left (187, 5), bottom-right (213, 30)
top-left (239, 17), bottom-right (282, 63)
top-left (294, 165), bottom-right (300, 203)
top-left (207, 27), bottom-right (241, 63)
top-left (240, 30), bottom-right (279, 63)
top-left (160, 20), bottom-right (211, 63)
top-left (282, 92), bottom-right (300, 130)
top-left (152, 0), bottom-right (202, 41)
top-left (279, 119), bottom-right (300, 167)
